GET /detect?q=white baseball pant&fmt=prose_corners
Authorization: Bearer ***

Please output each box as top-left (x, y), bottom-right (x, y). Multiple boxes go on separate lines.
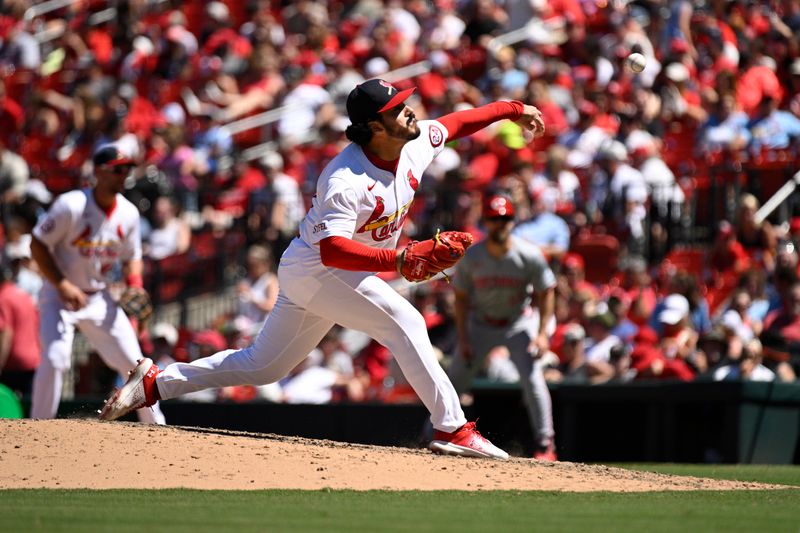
top-left (31, 284), bottom-right (165, 424)
top-left (156, 239), bottom-right (467, 432)
top-left (448, 314), bottom-right (555, 448)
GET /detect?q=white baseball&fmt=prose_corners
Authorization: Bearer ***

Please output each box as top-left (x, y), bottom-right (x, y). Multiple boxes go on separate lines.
top-left (626, 52), bottom-right (646, 73)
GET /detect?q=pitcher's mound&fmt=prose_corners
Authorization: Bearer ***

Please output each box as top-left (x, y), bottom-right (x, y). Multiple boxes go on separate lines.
top-left (0, 419), bottom-right (780, 491)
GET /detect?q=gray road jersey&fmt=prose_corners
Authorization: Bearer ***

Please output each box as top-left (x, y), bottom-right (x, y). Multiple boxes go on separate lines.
top-left (453, 235), bottom-right (556, 325)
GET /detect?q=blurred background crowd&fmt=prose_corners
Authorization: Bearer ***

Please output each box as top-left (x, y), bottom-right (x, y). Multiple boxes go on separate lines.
top-left (2, 0), bottom-right (800, 407)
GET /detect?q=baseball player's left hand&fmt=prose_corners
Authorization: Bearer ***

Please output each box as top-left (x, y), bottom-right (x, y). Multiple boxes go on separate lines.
top-left (529, 332), bottom-right (550, 358)
top-left (516, 104), bottom-right (545, 139)
top-left (399, 230), bottom-right (473, 282)
top-left (118, 286), bottom-right (154, 324)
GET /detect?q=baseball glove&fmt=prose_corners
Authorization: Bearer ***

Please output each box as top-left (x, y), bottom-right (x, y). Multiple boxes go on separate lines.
top-left (118, 286), bottom-right (153, 323)
top-left (399, 230), bottom-right (473, 282)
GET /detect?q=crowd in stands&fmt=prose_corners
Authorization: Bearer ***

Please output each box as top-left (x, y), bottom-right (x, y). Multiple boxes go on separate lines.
top-left (2, 0), bottom-right (800, 406)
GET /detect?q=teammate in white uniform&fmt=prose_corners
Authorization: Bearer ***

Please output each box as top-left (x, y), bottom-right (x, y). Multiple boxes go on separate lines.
top-left (30, 145), bottom-right (165, 424)
top-left (100, 80), bottom-right (545, 459)
top-left (450, 195), bottom-right (558, 460)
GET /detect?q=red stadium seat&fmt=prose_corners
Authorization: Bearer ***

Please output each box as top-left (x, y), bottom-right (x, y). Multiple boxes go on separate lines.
top-left (663, 248), bottom-right (706, 276)
top-left (743, 149), bottom-right (797, 203)
top-left (191, 231), bottom-right (218, 259)
top-left (569, 234), bottom-right (620, 284)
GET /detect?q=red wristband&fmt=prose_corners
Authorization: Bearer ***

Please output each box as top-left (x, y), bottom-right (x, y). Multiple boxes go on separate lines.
top-left (126, 273), bottom-right (144, 288)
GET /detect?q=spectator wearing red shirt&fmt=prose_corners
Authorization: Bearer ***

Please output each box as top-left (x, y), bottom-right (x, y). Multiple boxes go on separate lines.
top-left (736, 52), bottom-right (784, 116)
top-left (560, 253), bottom-right (598, 299)
top-left (620, 256), bottom-right (657, 326)
top-left (660, 62), bottom-right (708, 166)
top-left (0, 80), bottom-right (24, 150)
top-left (0, 265), bottom-right (41, 398)
top-left (709, 220), bottom-right (751, 276)
top-left (657, 293), bottom-right (706, 374)
top-left (629, 327), bottom-right (695, 382)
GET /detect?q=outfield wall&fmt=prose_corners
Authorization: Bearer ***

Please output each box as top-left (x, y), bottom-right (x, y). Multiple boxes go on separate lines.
top-left (47, 381), bottom-right (800, 464)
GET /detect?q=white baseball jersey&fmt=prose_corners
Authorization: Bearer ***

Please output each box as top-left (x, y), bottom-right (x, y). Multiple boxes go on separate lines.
top-left (299, 120), bottom-right (449, 251)
top-left (32, 188), bottom-right (142, 292)
top-left (155, 118), bottom-right (472, 434)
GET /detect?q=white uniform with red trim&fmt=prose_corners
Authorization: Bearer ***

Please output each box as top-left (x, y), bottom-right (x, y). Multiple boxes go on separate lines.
top-left (298, 122), bottom-right (440, 249)
top-left (30, 189), bottom-right (165, 424)
top-left (155, 121), bottom-right (469, 432)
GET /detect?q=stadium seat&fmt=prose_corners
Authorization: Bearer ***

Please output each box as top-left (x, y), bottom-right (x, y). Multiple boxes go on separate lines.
top-left (191, 231), bottom-right (219, 259)
top-left (663, 248), bottom-right (706, 276)
top-left (569, 234), bottom-right (620, 284)
top-left (743, 149), bottom-right (797, 203)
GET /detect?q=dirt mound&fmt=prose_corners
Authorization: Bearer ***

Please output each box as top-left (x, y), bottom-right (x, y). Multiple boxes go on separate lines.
top-left (0, 419), bottom-right (781, 492)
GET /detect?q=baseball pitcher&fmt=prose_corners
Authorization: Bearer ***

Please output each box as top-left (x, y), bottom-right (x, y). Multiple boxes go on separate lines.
top-left (100, 80), bottom-right (545, 459)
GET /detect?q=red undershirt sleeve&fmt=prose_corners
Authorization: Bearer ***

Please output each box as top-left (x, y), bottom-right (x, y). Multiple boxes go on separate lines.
top-left (319, 236), bottom-right (398, 272)
top-left (437, 101), bottom-right (525, 140)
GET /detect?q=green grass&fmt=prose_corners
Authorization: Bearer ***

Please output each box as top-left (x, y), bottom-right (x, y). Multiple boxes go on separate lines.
top-left (1, 489), bottom-right (799, 533)
top-left (613, 464), bottom-right (800, 487)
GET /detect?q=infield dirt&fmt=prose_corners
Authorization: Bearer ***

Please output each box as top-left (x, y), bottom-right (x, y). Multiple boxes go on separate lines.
top-left (0, 419), bottom-right (786, 492)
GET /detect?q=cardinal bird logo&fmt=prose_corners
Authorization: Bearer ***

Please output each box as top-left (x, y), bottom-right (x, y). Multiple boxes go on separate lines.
top-left (407, 169), bottom-right (418, 191)
top-left (378, 80), bottom-right (397, 95)
top-left (71, 224), bottom-right (92, 247)
top-left (357, 196), bottom-right (413, 241)
top-left (357, 197), bottom-right (386, 234)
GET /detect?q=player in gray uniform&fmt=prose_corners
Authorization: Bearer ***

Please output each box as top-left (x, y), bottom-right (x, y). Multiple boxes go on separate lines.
top-left (450, 195), bottom-right (557, 460)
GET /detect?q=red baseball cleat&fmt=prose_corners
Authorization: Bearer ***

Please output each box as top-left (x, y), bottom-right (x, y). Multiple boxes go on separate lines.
top-left (429, 421), bottom-right (509, 460)
top-left (533, 443), bottom-right (558, 462)
top-left (98, 358), bottom-right (160, 421)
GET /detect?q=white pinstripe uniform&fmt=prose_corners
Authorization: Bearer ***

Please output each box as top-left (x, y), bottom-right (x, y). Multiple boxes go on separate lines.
top-left (30, 189), bottom-right (165, 424)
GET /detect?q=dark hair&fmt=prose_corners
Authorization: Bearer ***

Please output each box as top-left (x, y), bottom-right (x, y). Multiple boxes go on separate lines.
top-left (609, 343), bottom-right (629, 362)
top-left (345, 122), bottom-right (375, 146)
top-left (0, 257), bottom-right (11, 284)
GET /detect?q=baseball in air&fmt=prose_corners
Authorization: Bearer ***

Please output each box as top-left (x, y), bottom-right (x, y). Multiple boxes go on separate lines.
top-left (626, 52), bottom-right (646, 73)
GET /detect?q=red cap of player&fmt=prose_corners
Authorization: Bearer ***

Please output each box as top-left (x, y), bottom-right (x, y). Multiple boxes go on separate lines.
top-left (483, 195), bottom-right (515, 219)
top-left (563, 252), bottom-right (585, 271)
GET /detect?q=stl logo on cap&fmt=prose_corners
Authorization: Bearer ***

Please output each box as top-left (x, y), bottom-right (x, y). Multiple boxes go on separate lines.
top-left (378, 80), bottom-right (397, 95)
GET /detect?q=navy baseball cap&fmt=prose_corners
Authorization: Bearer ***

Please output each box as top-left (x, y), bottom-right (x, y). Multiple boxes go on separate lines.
top-left (93, 145), bottom-right (134, 168)
top-left (346, 79), bottom-right (416, 124)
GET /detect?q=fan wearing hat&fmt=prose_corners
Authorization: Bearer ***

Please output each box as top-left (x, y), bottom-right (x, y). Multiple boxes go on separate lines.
top-left (449, 194), bottom-right (559, 460)
top-left (543, 324), bottom-right (612, 385)
top-left (101, 79), bottom-right (547, 461)
top-left (560, 252), bottom-right (599, 300)
top-left (28, 144), bottom-right (165, 424)
top-left (658, 293), bottom-right (707, 373)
